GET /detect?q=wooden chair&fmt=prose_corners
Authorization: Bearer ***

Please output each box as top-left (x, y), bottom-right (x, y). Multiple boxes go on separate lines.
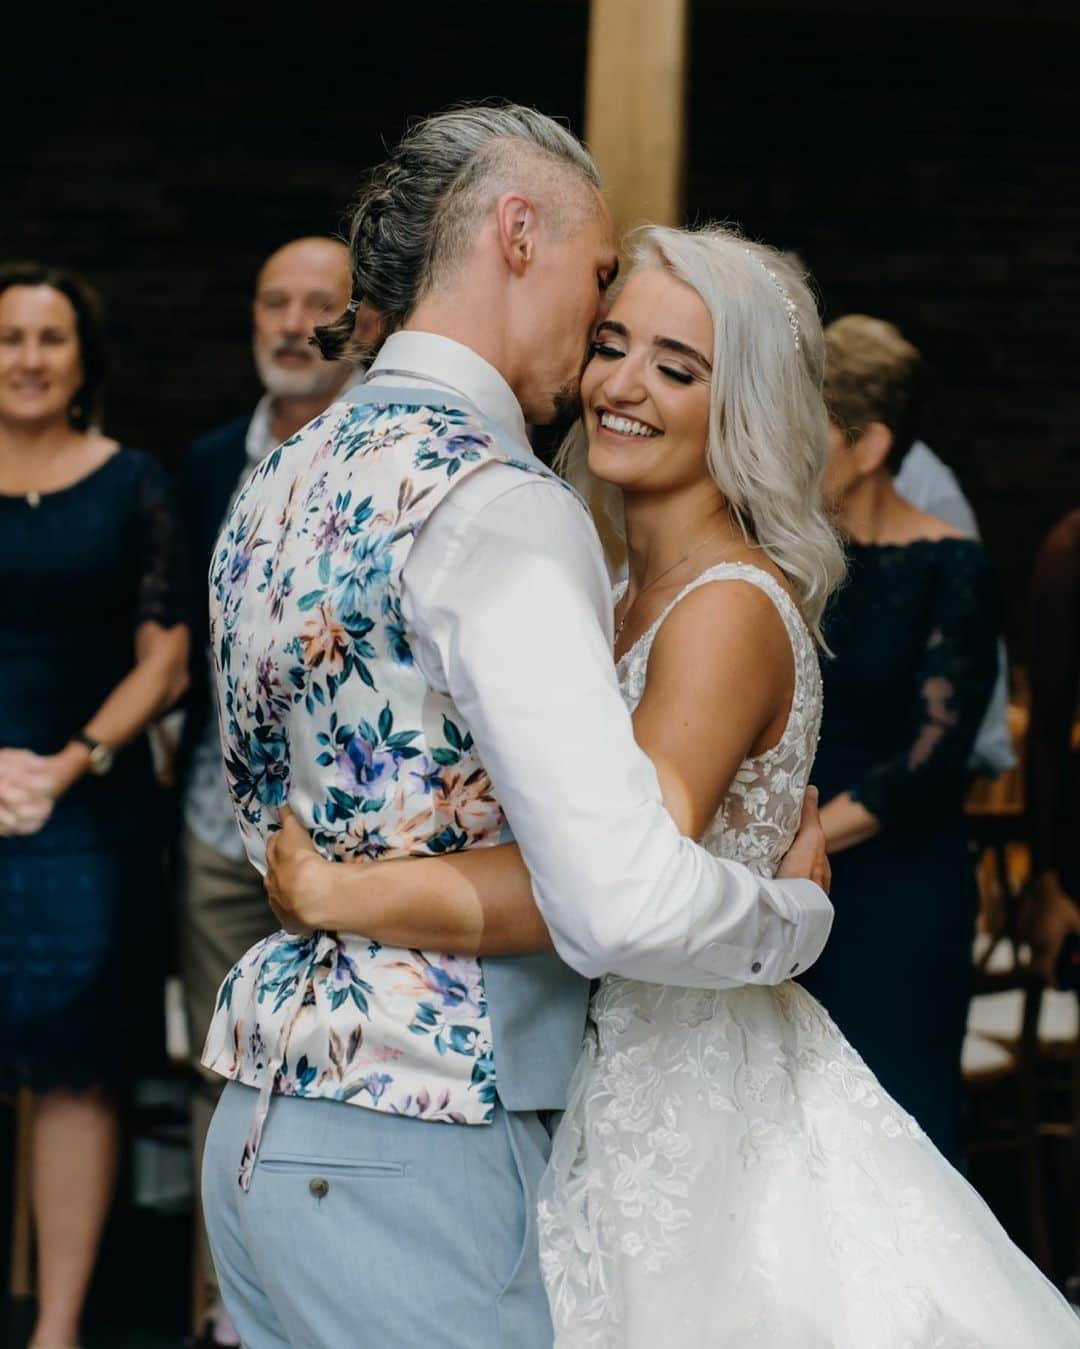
top-left (963, 932), bottom-right (1054, 1273)
top-left (962, 715), bottom-right (1056, 1273)
top-left (963, 696), bottom-right (1080, 1278)
top-left (1027, 990), bottom-right (1080, 1283)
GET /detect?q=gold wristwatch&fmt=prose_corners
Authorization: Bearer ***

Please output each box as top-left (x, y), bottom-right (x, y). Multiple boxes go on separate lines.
top-left (74, 732), bottom-right (115, 776)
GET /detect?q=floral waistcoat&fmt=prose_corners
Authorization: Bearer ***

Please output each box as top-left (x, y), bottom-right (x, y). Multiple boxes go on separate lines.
top-left (201, 386), bottom-right (571, 1185)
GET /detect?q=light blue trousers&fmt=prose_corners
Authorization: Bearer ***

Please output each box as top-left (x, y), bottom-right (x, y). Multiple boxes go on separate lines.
top-left (203, 1082), bottom-right (555, 1348)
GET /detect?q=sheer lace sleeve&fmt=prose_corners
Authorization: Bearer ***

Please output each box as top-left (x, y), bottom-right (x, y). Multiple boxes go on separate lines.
top-left (1026, 509), bottom-right (1080, 874)
top-left (135, 454), bottom-right (188, 628)
top-left (850, 542), bottom-right (999, 828)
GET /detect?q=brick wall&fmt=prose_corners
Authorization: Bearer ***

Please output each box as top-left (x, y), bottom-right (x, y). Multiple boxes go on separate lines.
top-left (685, 7), bottom-right (1080, 649)
top-left (6, 3), bottom-right (1078, 645)
top-left (5, 4), bottom-right (589, 457)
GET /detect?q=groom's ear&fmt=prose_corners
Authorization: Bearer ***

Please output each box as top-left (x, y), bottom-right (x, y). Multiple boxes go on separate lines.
top-left (494, 192), bottom-right (537, 276)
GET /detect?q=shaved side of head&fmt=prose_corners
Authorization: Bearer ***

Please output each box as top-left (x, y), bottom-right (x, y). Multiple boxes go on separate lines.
top-left (423, 139), bottom-right (605, 296)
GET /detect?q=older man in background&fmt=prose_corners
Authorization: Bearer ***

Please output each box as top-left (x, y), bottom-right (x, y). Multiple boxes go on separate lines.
top-left (177, 235), bottom-right (366, 1349)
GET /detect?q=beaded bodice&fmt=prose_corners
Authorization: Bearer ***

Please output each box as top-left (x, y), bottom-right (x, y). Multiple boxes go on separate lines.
top-left (615, 562), bottom-right (821, 876)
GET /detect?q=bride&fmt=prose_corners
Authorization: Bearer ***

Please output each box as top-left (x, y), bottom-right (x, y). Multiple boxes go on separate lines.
top-left (263, 224), bottom-right (1080, 1346)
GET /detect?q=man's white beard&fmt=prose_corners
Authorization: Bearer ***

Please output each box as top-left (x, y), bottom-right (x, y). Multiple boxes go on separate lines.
top-left (255, 348), bottom-right (345, 401)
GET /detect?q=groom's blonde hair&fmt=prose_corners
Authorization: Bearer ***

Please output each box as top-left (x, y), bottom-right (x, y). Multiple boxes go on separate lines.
top-left (558, 223), bottom-right (845, 643)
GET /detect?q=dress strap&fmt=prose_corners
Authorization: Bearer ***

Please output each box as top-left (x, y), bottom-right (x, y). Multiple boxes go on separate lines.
top-left (646, 561), bottom-right (809, 657)
top-left (634, 562), bottom-right (818, 764)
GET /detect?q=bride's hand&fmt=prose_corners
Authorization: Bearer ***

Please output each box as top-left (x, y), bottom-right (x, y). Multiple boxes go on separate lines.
top-left (776, 787), bottom-right (831, 893)
top-left (264, 805), bottom-right (333, 935)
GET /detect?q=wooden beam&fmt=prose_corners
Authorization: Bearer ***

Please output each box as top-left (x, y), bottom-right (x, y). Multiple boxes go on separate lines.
top-left (585, 0), bottom-right (689, 240)
top-left (584, 0), bottom-right (689, 571)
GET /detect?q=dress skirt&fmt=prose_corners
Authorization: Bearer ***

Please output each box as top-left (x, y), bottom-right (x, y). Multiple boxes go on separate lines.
top-left (538, 977), bottom-right (1080, 1348)
top-left (0, 838), bottom-right (162, 1091)
top-left (798, 823), bottom-right (977, 1160)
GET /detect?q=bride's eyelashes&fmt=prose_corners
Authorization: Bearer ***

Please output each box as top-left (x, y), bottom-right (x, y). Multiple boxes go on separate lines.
top-left (658, 364), bottom-right (694, 385)
top-left (589, 340), bottom-right (624, 360)
top-left (588, 342), bottom-right (696, 387)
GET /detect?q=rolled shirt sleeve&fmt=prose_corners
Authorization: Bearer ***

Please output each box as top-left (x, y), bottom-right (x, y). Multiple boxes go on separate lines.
top-left (401, 466), bottom-right (832, 987)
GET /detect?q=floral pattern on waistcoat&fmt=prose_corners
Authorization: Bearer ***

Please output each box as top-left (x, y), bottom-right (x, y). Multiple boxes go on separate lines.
top-left (202, 398), bottom-right (558, 1127)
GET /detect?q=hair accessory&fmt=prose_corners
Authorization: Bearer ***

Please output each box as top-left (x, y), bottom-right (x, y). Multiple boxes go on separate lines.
top-left (744, 249), bottom-right (800, 351)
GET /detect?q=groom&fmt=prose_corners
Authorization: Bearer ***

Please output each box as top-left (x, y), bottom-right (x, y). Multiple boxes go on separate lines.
top-left (201, 104), bottom-right (832, 1348)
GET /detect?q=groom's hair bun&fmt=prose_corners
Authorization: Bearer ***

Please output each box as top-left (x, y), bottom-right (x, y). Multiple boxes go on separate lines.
top-left (312, 101), bottom-right (601, 363)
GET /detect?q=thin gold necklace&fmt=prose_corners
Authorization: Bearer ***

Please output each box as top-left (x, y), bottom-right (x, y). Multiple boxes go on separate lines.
top-left (614, 530), bottom-right (724, 647)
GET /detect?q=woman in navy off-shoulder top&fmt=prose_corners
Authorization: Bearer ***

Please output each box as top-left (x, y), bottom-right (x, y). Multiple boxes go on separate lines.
top-left (800, 316), bottom-right (998, 1160)
top-left (0, 265), bottom-right (188, 1349)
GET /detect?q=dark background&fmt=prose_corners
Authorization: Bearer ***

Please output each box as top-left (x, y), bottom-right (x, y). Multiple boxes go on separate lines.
top-left (6, 1), bottom-right (1079, 648)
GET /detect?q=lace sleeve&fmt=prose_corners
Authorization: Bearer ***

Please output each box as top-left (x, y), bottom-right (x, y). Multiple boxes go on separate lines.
top-left (1026, 510), bottom-right (1080, 874)
top-left (851, 543), bottom-right (999, 828)
top-left (135, 454), bottom-right (189, 629)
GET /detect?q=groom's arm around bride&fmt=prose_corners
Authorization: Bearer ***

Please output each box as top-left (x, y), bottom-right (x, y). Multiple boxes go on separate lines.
top-left (267, 457), bottom-right (834, 989)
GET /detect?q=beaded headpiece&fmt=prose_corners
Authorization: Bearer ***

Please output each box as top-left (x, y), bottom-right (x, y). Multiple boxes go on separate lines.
top-left (744, 249), bottom-right (801, 351)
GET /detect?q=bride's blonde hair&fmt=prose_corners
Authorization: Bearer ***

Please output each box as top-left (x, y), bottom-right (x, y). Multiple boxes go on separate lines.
top-left (556, 222), bottom-right (845, 643)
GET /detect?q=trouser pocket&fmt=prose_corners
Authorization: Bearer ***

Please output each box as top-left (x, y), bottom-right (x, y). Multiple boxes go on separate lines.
top-left (257, 1154), bottom-right (406, 1179)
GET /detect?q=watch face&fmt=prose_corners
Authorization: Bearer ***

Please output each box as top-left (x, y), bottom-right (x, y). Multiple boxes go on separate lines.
top-left (89, 744), bottom-right (114, 775)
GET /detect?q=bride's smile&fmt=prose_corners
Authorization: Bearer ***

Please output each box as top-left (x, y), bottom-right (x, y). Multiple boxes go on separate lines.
top-left (583, 267), bottom-right (714, 495)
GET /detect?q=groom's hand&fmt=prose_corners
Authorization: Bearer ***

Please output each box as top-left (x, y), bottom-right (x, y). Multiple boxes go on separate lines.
top-left (777, 787), bottom-right (830, 893)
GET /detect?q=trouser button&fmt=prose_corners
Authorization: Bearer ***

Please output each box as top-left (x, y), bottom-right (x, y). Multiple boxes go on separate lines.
top-left (310, 1177), bottom-right (330, 1199)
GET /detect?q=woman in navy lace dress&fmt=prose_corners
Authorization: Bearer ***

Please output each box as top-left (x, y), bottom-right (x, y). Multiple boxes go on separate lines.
top-left (0, 264), bottom-right (188, 1349)
top-left (802, 315), bottom-right (999, 1161)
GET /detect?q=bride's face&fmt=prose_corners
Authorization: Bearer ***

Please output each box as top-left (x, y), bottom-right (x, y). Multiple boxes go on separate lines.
top-left (582, 267), bottom-right (714, 494)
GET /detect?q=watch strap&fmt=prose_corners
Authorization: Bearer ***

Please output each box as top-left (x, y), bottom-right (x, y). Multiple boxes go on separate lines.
top-left (73, 732), bottom-right (114, 774)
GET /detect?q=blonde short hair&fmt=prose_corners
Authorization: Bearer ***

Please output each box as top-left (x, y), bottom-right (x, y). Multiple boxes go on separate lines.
top-left (823, 315), bottom-right (923, 470)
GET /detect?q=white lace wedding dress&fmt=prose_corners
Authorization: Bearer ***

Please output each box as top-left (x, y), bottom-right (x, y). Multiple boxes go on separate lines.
top-left (537, 563), bottom-right (1080, 1347)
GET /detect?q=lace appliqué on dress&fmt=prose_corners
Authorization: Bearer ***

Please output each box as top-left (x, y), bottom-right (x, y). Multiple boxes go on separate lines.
top-left (537, 564), bottom-right (1080, 1347)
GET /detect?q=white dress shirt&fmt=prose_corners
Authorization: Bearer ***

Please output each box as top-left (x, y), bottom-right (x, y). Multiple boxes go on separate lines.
top-left (368, 332), bottom-right (833, 986)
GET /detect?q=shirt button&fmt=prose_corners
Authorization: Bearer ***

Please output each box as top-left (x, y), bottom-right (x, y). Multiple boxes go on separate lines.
top-left (751, 961), bottom-right (762, 974)
top-left (309, 1177), bottom-right (330, 1199)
